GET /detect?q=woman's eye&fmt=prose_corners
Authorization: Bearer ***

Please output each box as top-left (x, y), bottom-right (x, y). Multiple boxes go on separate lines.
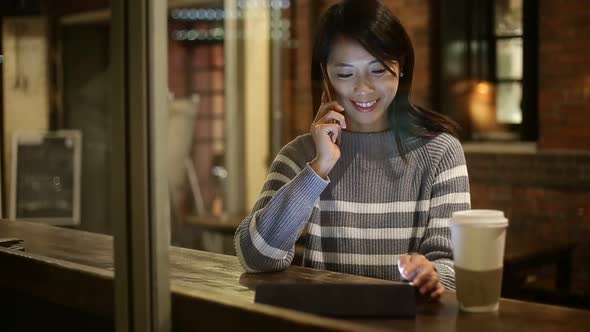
top-left (337, 73), bottom-right (353, 78)
top-left (372, 69), bottom-right (387, 75)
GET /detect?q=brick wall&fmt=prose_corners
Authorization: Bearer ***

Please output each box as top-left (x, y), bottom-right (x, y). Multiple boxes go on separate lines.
top-left (467, 151), bottom-right (590, 295)
top-left (538, 0), bottom-right (590, 150)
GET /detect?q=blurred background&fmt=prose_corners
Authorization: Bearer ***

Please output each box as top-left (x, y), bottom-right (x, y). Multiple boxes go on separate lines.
top-left (1, 0), bottom-right (588, 310)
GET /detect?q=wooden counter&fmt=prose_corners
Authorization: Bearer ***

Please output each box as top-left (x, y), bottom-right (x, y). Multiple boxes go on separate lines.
top-left (1, 220), bottom-right (588, 332)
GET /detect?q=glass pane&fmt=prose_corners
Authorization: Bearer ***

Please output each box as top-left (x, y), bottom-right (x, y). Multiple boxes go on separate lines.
top-left (1, 2), bottom-right (115, 234)
top-left (211, 43), bottom-right (224, 67)
top-left (62, 21), bottom-right (111, 233)
top-left (168, 1), bottom-right (229, 249)
top-left (212, 117), bottom-right (224, 140)
top-left (496, 82), bottom-right (522, 124)
top-left (192, 71), bottom-right (210, 92)
top-left (211, 69), bottom-right (224, 91)
top-left (496, 38), bottom-right (523, 79)
top-left (191, 45), bottom-right (210, 68)
top-left (195, 100), bottom-right (211, 139)
top-left (495, 0), bottom-right (523, 36)
top-left (165, 0), bottom-right (295, 254)
top-left (1, 0), bottom-right (120, 329)
top-left (212, 94), bottom-right (224, 115)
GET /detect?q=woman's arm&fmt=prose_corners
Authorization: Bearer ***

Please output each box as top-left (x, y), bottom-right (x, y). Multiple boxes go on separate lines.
top-left (399, 134), bottom-right (470, 299)
top-left (420, 134), bottom-right (471, 289)
top-left (234, 142), bottom-right (329, 273)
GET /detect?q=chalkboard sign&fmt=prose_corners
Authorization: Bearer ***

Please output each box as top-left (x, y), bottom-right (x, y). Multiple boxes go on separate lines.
top-left (10, 130), bottom-right (81, 226)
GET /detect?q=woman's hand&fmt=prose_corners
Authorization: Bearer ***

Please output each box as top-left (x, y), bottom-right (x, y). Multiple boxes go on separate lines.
top-left (398, 254), bottom-right (445, 301)
top-left (309, 94), bottom-right (347, 178)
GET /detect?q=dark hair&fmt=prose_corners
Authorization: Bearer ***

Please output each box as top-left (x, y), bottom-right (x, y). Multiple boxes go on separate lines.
top-left (311, 0), bottom-right (459, 160)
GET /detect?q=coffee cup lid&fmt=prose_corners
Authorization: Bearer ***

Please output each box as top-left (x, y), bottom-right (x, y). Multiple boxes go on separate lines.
top-left (450, 209), bottom-right (508, 227)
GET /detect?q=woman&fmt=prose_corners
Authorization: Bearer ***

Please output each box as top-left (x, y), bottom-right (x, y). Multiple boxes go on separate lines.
top-left (234, 0), bottom-right (470, 300)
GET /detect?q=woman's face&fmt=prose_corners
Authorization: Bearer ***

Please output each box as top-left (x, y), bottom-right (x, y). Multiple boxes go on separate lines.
top-left (327, 36), bottom-right (400, 132)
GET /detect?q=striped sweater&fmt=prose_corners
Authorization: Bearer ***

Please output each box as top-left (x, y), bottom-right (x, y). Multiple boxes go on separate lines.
top-left (234, 130), bottom-right (470, 289)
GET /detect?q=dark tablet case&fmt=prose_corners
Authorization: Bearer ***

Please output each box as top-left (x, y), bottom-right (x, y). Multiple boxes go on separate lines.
top-left (254, 283), bottom-right (416, 318)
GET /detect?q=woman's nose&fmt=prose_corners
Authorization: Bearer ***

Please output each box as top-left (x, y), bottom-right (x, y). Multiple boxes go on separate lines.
top-left (354, 76), bottom-right (374, 94)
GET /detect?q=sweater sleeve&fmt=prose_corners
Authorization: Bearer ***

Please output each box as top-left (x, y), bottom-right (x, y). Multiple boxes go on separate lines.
top-left (234, 141), bottom-right (329, 273)
top-left (419, 134), bottom-right (471, 290)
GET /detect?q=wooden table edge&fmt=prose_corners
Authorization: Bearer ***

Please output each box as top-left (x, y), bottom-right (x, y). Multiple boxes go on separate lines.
top-left (0, 247), bottom-right (393, 332)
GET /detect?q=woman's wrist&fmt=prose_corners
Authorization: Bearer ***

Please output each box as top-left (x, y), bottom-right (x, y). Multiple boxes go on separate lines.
top-left (309, 158), bottom-right (335, 179)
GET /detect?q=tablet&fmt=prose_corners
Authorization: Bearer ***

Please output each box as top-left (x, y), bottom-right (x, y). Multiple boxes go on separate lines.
top-left (255, 282), bottom-right (416, 317)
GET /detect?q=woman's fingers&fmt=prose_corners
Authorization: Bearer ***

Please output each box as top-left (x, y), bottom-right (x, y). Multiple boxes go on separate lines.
top-left (412, 268), bottom-right (429, 288)
top-left (413, 268), bottom-right (438, 296)
top-left (430, 283), bottom-right (446, 301)
top-left (312, 123), bottom-right (342, 143)
top-left (418, 273), bottom-right (439, 295)
top-left (412, 262), bottom-right (436, 287)
top-left (397, 255), bottom-right (413, 280)
top-left (318, 110), bottom-right (347, 129)
top-left (314, 101), bottom-right (344, 123)
top-left (312, 108), bottom-right (346, 146)
top-left (399, 255), bottom-right (423, 280)
top-left (312, 100), bottom-right (346, 146)
top-left (398, 255), bottom-right (441, 298)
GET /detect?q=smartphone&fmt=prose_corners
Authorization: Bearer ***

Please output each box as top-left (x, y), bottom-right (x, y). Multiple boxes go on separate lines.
top-left (320, 63), bottom-right (342, 144)
top-left (320, 63), bottom-right (336, 102)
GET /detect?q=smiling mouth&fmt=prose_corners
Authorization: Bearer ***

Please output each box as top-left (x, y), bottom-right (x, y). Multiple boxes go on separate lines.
top-left (351, 99), bottom-right (380, 113)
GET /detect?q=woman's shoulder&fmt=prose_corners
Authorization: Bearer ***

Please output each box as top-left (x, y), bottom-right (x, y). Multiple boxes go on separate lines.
top-left (425, 133), bottom-right (463, 151)
top-left (421, 132), bottom-right (465, 169)
top-left (277, 133), bottom-right (316, 163)
top-left (407, 133), bottom-right (463, 166)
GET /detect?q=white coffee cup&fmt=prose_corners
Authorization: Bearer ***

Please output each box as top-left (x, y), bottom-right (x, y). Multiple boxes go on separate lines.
top-left (450, 210), bottom-right (508, 312)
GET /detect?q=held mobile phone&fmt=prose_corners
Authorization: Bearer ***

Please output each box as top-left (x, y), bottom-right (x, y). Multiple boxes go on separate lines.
top-left (320, 63), bottom-right (336, 102)
top-left (320, 63), bottom-right (342, 144)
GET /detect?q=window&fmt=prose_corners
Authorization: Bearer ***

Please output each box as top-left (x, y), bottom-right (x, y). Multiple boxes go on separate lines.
top-left (435, 0), bottom-right (537, 141)
top-left (495, 0), bottom-right (524, 125)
